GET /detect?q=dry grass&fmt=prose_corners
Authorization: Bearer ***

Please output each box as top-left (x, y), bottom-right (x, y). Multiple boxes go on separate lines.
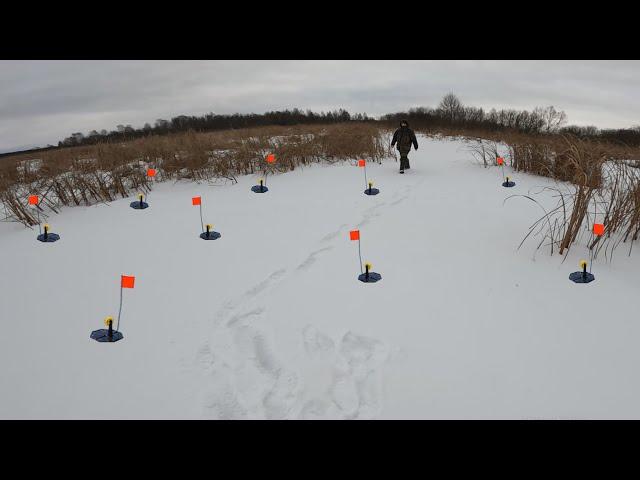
top-left (5, 119), bottom-right (639, 261)
top-left (437, 125), bottom-right (640, 259)
top-left (508, 136), bottom-right (640, 259)
top-left (505, 137), bottom-right (640, 259)
top-left (1, 123), bottom-right (392, 227)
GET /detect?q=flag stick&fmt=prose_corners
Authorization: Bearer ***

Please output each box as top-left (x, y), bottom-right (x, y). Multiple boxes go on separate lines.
top-left (116, 285), bottom-right (123, 332)
top-left (363, 164), bottom-right (368, 189)
top-left (358, 238), bottom-right (363, 274)
top-left (199, 203), bottom-right (204, 233)
top-left (36, 206), bottom-right (41, 235)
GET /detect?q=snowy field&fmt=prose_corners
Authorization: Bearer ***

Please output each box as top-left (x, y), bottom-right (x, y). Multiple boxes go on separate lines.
top-left (1, 136), bottom-right (640, 419)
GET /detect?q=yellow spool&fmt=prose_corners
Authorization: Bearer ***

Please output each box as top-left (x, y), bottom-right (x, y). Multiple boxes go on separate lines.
top-left (579, 260), bottom-right (587, 269)
top-left (369, 181), bottom-right (374, 187)
top-left (138, 193), bottom-right (144, 199)
top-left (104, 316), bottom-right (113, 327)
top-left (365, 262), bottom-right (372, 270)
top-left (206, 224), bottom-right (213, 230)
top-left (44, 224), bottom-right (50, 230)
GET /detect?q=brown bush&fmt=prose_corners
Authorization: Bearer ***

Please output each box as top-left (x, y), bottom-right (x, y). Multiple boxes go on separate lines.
top-left (498, 135), bottom-right (640, 259)
top-left (428, 125), bottom-right (640, 259)
top-left (0, 123), bottom-right (391, 226)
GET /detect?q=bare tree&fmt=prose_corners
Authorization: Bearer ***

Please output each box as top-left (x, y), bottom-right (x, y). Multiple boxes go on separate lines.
top-left (155, 119), bottom-right (170, 130)
top-left (437, 93), bottom-right (464, 123)
top-left (534, 106), bottom-right (567, 133)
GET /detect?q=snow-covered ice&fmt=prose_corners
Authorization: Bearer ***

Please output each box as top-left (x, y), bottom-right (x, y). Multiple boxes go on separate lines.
top-left (1, 136), bottom-right (639, 419)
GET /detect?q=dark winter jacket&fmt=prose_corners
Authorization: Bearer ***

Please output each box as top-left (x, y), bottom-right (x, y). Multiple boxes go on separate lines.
top-left (391, 124), bottom-right (418, 152)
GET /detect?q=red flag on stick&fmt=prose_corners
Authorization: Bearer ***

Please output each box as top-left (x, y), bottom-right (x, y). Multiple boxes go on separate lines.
top-left (266, 154), bottom-right (276, 163)
top-left (28, 195), bottom-right (39, 205)
top-left (350, 229), bottom-right (363, 274)
top-left (115, 275), bottom-right (136, 333)
top-left (121, 275), bottom-right (135, 289)
top-left (357, 160), bottom-right (368, 188)
top-left (147, 168), bottom-right (156, 177)
top-left (593, 224), bottom-right (605, 236)
top-left (192, 196), bottom-right (205, 233)
top-left (497, 157), bottom-right (504, 166)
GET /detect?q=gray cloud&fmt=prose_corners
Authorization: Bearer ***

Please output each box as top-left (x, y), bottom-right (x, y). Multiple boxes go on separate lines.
top-left (1, 60), bottom-right (639, 152)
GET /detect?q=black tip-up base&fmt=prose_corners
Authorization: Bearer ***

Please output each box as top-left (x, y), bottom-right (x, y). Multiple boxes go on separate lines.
top-left (569, 271), bottom-right (595, 284)
top-left (90, 329), bottom-right (124, 342)
top-left (37, 233), bottom-right (60, 242)
top-left (130, 201), bottom-right (149, 209)
top-left (200, 231), bottom-right (221, 240)
top-left (358, 272), bottom-right (382, 283)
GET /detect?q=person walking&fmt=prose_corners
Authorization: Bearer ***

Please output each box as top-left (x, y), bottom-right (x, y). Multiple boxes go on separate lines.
top-left (391, 120), bottom-right (418, 174)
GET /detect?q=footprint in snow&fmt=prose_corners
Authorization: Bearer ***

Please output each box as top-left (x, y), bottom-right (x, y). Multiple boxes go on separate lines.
top-left (320, 223), bottom-right (348, 243)
top-left (301, 326), bottom-right (389, 419)
top-left (296, 246), bottom-right (334, 272)
top-left (213, 268), bottom-right (287, 325)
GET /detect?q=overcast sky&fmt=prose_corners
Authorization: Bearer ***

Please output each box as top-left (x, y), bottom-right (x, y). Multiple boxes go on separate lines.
top-left (1, 60), bottom-right (639, 152)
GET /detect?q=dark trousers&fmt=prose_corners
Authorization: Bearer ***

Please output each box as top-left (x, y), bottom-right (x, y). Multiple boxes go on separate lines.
top-left (399, 148), bottom-right (411, 170)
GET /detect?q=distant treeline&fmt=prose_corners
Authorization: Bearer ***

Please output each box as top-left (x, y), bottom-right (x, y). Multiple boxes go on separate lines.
top-left (0, 144), bottom-right (59, 159)
top-left (562, 125), bottom-right (640, 146)
top-left (57, 108), bottom-right (373, 148)
top-left (3, 95), bottom-right (639, 157)
top-left (381, 94), bottom-right (640, 146)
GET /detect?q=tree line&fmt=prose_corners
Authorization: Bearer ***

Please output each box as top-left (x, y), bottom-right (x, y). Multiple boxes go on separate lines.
top-left (381, 93), bottom-right (640, 146)
top-left (382, 93), bottom-right (569, 134)
top-left (6, 94), bottom-right (638, 156)
top-left (57, 108), bottom-right (372, 148)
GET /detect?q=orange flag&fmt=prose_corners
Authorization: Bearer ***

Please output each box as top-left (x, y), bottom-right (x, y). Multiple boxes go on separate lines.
top-left (593, 223), bottom-right (605, 236)
top-left (266, 154), bottom-right (276, 163)
top-left (358, 159), bottom-right (366, 167)
top-left (121, 275), bottom-right (135, 289)
top-left (497, 157), bottom-right (504, 166)
top-left (28, 195), bottom-right (39, 205)
top-left (147, 168), bottom-right (157, 177)
top-left (192, 196), bottom-right (201, 206)
top-left (350, 230), bottom-right (360, 241)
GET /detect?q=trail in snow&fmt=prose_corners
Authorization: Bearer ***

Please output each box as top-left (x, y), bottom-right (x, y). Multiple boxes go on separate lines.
top-left (3, 136), bottom-right (640, 419)
top-left (193, 173), bottom-right (422, 419)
